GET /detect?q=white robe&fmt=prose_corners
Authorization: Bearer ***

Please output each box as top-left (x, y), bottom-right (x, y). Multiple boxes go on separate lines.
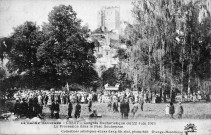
top-left (165, 106), bottom-right (169, 115)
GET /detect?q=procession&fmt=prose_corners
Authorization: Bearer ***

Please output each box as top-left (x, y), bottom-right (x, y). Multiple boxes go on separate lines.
top-left (0, 0), bottom-right (211, 123)
top-left (1, 85), bottom-right (204, 121)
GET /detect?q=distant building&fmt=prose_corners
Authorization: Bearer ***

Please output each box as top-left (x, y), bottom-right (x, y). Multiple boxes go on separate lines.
top-left (97, 6), bottom-right (120, 32)
top-left (94, 6), bottom-right (127, 76)
top-left (90, 33), bottom-right (119, 76)
top-left (119, 21), bottom-right (128, 36)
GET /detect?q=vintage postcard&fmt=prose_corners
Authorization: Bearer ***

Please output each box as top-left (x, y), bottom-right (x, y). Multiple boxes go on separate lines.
top-left (0, 0), bottom-right (211, 134)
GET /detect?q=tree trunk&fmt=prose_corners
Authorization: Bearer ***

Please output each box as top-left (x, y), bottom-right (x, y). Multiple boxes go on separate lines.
top-left (163, 89), bottom-right (166, 102)
top-left (160, 88), bottom-right (162, 101)
top-left (170, 52), bottom-right (173, 102)
top-left (210, 46), bottom-right (211, 79)
top-left (188, 46), bottom-right (193, 101)
top-left (187, 73), bottom-right (191, 101)
top-left (181, 43), bottom-right (184, 102)
top-left (159, 47), bottom-right (163, 102)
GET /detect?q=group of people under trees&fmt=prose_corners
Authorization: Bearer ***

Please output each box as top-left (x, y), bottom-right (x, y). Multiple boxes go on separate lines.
top-left (106, 96), bottom-right (184, 119)
top-left (12, 89), bottom-right (95, 119)
top-left (13, 89), bottom-right (97, 106)
top-left (13, 98), bottom-right (42, 119)
top-left (11, 88), bottom-right (185, 120)
top-left (13, 96), bottom-right (98, 120)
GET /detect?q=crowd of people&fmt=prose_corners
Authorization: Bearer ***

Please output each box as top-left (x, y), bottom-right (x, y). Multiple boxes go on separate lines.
top-left (9, 88), bottom-right (185, 120)
top-left (103, 91), bottom-right (184, 119)
top-left (12, 89), bottom-right (97, 119)
top-left (177, 92), bottom-right (203, 102)
top-left (13, 89), bottom-right (97, 105)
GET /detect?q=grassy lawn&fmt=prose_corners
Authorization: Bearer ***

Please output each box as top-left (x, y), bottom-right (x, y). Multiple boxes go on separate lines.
top-left (42, 102), bottom-right (211, 120)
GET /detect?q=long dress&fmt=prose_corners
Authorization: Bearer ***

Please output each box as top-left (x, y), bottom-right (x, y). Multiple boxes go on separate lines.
top-left (165, 105), bottom-right (169, 115)
top-left (47, 95), bottom-right (52, 106)
top-left (152, 95), bottom-right (156, 103)
top-left (38, 95), bottom-right (42, 105)
top-left (81, 95), bottom-right (85, 103)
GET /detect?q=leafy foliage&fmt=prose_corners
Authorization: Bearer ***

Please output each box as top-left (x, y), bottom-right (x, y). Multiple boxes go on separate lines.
top-left (117, 0), bottom-right (211, 101)
top-left (37, 5), bottom-right (96, 83)
top-left (2, 5), bottom-right (98, 90)
top-left (101, 67), bottom-right (118, 86)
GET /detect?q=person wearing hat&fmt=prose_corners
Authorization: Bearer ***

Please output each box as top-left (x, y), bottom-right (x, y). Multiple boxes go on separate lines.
top-left (88, 98), bottom-right (92, 112)
top-left (120, 98), bottom-right (130, 119)
top-left (33, 98), bottom-right (43, 117)
top-left (28, 98), bottom-right (35, 118)
top-left (13, 99), bottom-right (21, 118)
top-left (113, 100), bottom-right (119, 113)
top-left (74, 101), bottom-right (81, 118)
top-left (54, 100), bottom-right (60, 119)
top-left (20, 98), bottom-right (28, 117)
top-left (125, 98), bottom-right (130, 119)
top-left (68, 101), bottom-right (73, 118)
top-left (50, 100), bottom-right (55, 118)
top-left (169, 102), bottom-right (175, 119)
top-left (176, 102), bottom-right (184, 119)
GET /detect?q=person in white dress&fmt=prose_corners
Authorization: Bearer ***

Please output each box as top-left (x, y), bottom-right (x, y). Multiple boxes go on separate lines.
top-left (165, 104), bottom-right (170, 116)
top-left (81, 94), bottom-right (85, 103)
top-left (47, 95), bottom-right (52, 106)
top-left (134, 94), bottom-right (139, 103)
top-left (38, 94), bottom-right (42, 105)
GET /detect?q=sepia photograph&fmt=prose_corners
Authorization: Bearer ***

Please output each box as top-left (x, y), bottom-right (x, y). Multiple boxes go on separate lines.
top-left (0, 0), bottom-right (211, 134)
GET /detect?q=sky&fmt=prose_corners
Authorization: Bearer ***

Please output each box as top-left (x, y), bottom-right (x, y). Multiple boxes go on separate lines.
top-left (0, 0), bottom-right (134, 37)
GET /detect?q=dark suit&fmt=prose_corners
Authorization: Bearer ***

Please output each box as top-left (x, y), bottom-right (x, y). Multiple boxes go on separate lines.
top-left (50, 102), bottom-right (55, 118)
top-left (88, 100), bottom-right (92, 112)
top-left (14, 102), bottom-right (21, 116)
top-left (68, 102), bottom-right (73, 118)
top-left (120, 101), bottom-right (130, 119)
top-left (20, 101), bottom-right (28, 117)
top-left (113, 102), bottom-right (119, 112)
top-left (54, 103), bottom-right (60, 119)
top-left (75, 103), bottom-right (81, 118)
top-left (28, 99), bottom-right (34, 118)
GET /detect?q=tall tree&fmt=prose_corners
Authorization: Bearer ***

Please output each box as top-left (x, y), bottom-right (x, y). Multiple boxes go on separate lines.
top-left (6, 21), bottom-right (43, 89)
top-left (120, 0), bottom-right (211, 102)
top-left (37, 5), bottom-right (96, 87)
